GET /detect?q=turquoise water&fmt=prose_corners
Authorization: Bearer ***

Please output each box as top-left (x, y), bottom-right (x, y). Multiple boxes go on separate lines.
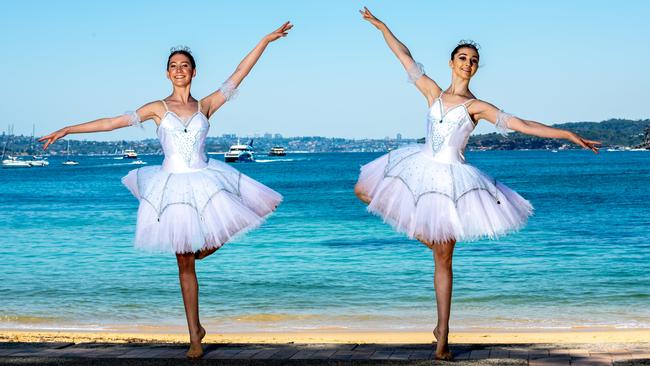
top-left (1, 151), bottom-right (649, 332)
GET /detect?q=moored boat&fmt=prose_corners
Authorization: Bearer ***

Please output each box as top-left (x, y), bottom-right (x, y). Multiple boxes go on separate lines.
top-left (2, 156), bottom-right (32, 169)
top-left (62, 140), bottom-right (79, 166)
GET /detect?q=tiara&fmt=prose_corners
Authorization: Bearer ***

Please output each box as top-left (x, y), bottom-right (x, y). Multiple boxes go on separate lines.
top-left (457, 39), bottom-right (481, 50)
top-left (170, 45), bottom-right (192, 54)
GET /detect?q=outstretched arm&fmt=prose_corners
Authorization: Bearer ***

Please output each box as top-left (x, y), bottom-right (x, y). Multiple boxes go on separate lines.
top-left (472, 100), bottom-right (601, 153)
top-left (359, 7), bottom-right (441, 105)
top-left (38, 101), bottom-right (161, 150)
top-left (201, 21), bottom-right (293, 118)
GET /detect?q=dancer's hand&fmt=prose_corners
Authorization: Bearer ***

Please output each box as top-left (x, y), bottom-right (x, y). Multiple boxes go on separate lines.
top-left (264, 21), bottom-right (293, 43)
top-left (359, 7), bottom-right (384, 29)
top-left (38, 128), bottom-right (68, 150)
top-left (567, 132), bottom-right (601, 154)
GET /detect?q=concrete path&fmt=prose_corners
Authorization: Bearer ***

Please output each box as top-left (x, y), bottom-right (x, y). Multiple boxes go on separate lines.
top-left (1, 342), bottom-right (649, 365)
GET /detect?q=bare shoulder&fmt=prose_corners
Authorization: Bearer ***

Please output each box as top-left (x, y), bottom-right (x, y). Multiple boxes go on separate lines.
top-left (467, 99), bottom-right (500, 122)
top-left (468, 99), bottom-right (495, 111)
top-left (137, 100), bottom-right (167, 123)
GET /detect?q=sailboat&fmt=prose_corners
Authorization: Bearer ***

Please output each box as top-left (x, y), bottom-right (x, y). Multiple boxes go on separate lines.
top-left (62, 140), bottom-right (79, 166)
top-left (27, 124), bottom-right (49, 167)
top-left (2, 127), bottom-right (31, 169)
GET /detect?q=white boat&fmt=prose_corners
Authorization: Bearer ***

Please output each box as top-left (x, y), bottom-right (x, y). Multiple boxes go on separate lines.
top-left (28, 155), bottom-right (49, 167)
top-left (25, 126), bottom-right (49, 167)
top-left (2, 156), bottom-right (32, 169)
top-left (268, 146), bottom-right (286, 156)
top-left (1, 130), bottom-right (32, 168)
top-left (62, 140), bottom-right (79, 166)
top-left (224, 139), bottom-right (255, 163)
top-left (122, 149), bottom-right (138, 159)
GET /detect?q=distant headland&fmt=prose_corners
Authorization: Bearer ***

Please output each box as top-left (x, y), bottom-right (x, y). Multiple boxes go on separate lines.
top-left (2, 118), bottom-right (649, 156)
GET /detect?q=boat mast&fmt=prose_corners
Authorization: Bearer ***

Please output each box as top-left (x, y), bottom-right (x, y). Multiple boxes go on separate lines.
top-left (30, 124), bottom-right (35, 155)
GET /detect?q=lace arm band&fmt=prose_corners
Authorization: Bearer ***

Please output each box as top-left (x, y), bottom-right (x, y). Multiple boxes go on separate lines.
top-left (124, 111), bottom-right (143, 129)
top-left (495, 110), bottom-right (514, 137)
top-left (219, 79), bottom-right (239, 101)
top-left (406, 62), bottom-right (425, 84)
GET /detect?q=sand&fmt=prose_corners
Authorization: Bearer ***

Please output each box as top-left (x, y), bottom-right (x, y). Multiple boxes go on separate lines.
top-left (2, 328), bottom-right (650, 344)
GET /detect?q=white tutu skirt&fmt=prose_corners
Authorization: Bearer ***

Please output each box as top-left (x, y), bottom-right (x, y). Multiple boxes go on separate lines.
top-left (357, 145), bottom-right (533, 246)
top-left (122, 159), bottom-right (282, 254)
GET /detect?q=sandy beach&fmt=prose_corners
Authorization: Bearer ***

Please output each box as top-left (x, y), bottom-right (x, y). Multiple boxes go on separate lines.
top-left (2, 328), bottom-right (650, 345)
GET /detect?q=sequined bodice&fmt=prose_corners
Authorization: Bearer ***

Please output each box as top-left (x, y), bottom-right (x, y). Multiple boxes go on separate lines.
top-left (157, 111), bottom-right (209, 173)
top-left (425, 98), bottom-right (476, 164)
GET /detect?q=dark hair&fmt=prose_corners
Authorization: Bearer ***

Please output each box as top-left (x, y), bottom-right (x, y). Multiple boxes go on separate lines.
top-left (451, 40), bottom-right (480, 60)
top-left (167, 50), bottom-right (196, 70)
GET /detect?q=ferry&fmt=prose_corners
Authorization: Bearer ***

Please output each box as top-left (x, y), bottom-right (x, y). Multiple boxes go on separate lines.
top-left (268, 146), bottom-right (286, 156)
top-left (122, 149), bottom-right (138, 159)
top-left (224, 139), bottom-right (255, 163)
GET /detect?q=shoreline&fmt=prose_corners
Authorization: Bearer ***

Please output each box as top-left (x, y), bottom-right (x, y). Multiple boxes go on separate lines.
top-left (2, 328), bottom-right (650, 344)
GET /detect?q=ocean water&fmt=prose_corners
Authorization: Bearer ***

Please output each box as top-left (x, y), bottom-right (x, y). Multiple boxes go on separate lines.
top-left (1, 151), bottom-right (649, 332)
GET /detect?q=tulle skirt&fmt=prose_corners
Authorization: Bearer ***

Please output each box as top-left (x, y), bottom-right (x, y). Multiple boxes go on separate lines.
top-left (122, 159), bottom-right (282, 254)
top-left (357, 145), bottom-right (533, 246)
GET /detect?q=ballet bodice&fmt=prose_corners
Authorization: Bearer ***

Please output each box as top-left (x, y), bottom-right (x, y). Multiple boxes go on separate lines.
top-left (157, 103), bottom-right (210, 173)
top-left (424, 96), bottom-right (476, 164)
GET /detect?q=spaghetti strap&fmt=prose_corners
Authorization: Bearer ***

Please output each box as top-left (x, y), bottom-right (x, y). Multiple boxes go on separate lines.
top-left (197, 100), bottom-right (201, 113)
top-left (161, 100), bottom-right (169, 112)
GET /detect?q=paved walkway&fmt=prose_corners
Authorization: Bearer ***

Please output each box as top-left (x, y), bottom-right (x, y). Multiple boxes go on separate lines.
top-left (1, 342), bottom-right (649, 365)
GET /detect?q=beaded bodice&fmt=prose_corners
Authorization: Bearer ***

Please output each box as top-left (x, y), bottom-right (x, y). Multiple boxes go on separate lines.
top-left (425, 96), bottom-right (476, 164)
top-left (157, 103), bottom-right (209, 173)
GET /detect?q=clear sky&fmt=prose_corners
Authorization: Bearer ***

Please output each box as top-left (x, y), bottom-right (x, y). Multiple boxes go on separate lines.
top-left (1, 0), bottom-right (648, 141)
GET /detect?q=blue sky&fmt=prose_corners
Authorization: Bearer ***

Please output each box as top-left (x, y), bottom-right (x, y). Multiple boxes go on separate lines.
top-left (1, 0), bottom-right (648, 141)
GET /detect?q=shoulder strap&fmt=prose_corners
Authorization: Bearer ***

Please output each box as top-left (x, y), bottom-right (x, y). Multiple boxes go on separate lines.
top-left (463, 98), bottom-right (476, 107)
top-left (197, 99), bottom-right (202, 113)
top-left (160, 100), bottom-right (169, 112)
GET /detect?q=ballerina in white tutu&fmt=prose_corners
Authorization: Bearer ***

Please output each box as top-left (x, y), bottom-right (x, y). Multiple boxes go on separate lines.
top-left (355, 8), bottom-right (599, 360)
top-left (39, 22), bottom-right (292, 358)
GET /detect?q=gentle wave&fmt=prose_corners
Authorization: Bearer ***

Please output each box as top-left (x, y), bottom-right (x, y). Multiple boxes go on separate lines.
top-left (1, 151), bottom-right (649, 331)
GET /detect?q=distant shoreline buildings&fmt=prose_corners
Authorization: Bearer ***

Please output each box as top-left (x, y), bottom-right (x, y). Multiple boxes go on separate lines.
top-left (2, 118), bottom-right (648, 156)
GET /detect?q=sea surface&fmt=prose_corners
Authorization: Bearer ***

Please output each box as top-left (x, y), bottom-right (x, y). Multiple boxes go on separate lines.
top-left (1, 151), bottom-right (649, 332)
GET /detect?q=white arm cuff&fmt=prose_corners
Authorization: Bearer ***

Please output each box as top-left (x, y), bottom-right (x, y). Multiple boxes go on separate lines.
top-left (495, 110), bottom-right (514, 137)
top-left (219, 79), bottom-right (239, 101)
top-left (406, 62), bottom-right (425, 84)
top-left (124, 111), bottom-right (143, 129)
